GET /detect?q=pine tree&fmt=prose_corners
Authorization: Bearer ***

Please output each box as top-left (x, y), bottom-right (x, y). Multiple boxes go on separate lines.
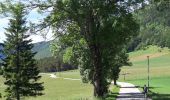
top-left (2, 3), bottom-right (43, 100)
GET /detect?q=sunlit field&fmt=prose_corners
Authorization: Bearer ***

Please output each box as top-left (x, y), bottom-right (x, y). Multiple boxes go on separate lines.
top-left (1, 46), bottom-right (170, 99)
top-left (0, 70), bottom-right (119, 100)
top-left (119, 46), bottom-right (170, 99)
top-left (0, 71), bottom-right (93, 100)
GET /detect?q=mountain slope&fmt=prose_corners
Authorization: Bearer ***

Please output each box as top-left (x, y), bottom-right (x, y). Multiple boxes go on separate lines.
top-left (32, 41), bottom-right (52, 59)
top-left (0, 41), bottom-right (52, 60)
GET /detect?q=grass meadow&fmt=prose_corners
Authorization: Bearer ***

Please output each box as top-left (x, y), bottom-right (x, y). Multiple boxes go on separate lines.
top-left (1, 45), bottom-right (170, 99)
top-left (119, 45), bottom-right (170, 99)
top-left (0, 71), bottom-right (94, 100)
top-left (0, 70), bottom-right (119, 100)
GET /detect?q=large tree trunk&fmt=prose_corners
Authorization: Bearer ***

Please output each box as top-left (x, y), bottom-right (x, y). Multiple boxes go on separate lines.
top-left (113, 78), bottom-right (117, 85)
top-left (84, 11), bottom-right (106, 97)
top-left (16, 37), bottom-right (20, 100)
top-left (16, 87), bottom-right (20, 100)
top-left (90, 44), bottom-right (105, 97)
top-left (93, 71), bottom-right (105, 97)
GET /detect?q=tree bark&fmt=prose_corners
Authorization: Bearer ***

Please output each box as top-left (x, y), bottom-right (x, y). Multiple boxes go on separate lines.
top-left (90, 44), bottom-right (105, 97)
top-left (16, 34), bottom-right (20, 100)
top-left (16, 86), bottom-right (20, 100)
top-left (84, 10), bottom-right (105, 97)
top-left (114, 78), bottom-right (117, 85)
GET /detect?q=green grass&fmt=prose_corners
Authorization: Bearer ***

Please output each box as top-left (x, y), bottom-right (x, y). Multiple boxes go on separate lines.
top-left (0, 76), bottom-right (5, 98)
top-left (2, 45), bottom-right (170, 99)
top-left (28, 74), bottom-right (93, 100)
top-left (55, 70), bottom-right (81, 79)
top-left (127, 77), bottom-right (170, 100)
top-left (127, 77), bottom-right (170, 94)
top-left (0, 70), bottom-right (118, 100)
top-left (129, 45), bottom-right (169, 58)
top-left (132, 54), bottom-right (170, 68)
top-left (105, 85), bottom-right (120, 100)
top-left (119, 45), bottom-right (170, 99)
top-left (0, 72), bottom-right (93, 100)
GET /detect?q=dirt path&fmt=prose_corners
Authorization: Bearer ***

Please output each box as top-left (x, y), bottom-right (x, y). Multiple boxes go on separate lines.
top-left (49, 74), bottom-right (57, 78)
top-left (41, 73), bottom-right (81, 80)
top-left (116, 82), bottom-right (151, 100)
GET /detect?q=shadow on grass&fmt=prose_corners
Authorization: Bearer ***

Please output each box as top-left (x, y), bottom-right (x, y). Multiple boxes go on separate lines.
top-left (103, 85), bottom-right (120, 100)
top-left (148, 90), bottom-right (170, 100)
top-left (137, 85), bottom-right (161, 89)
top-left (104, 92), bottom-right (119, 100)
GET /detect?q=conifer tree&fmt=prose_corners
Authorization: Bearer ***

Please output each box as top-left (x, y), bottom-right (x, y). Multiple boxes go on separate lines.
top-left (2, 3), bottom-right (43, 100)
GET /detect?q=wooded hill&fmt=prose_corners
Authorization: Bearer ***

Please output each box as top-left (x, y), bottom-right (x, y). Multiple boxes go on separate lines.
top-left (0, 41), bottom-right (52, 60)
top-left (1, 41), bottom-right (76, 73)
top-left (128, 2), bottom-right (170, 51)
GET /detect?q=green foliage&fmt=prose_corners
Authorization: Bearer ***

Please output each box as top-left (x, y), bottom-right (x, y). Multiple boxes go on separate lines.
top-left (105, 85), bottom-right (120, 100)
top-left (30, 0), bottom-right (142, 97)
top-left (37, 57), bottom-right (77, 72)
top-left (63, 47), bottom-right (73, 63)
top-left (110, 49), bottom-right (131, 85)
top-left (129, 1), bottom-right (170, 50)
top-left (1, 3), bottom-right (43, 99)
top-left (0, 68), bottom-right (3, 75)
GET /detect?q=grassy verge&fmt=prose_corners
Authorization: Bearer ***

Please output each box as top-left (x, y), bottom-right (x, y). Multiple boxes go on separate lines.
top-left (105, 85), bottom-right (120, 100)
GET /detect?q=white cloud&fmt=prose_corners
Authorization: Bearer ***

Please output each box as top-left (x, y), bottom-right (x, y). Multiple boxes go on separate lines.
top-left (0, 32), bottom-right (6, 43)
top-left (0, 18), bottom-right (9, 43)
top-left (28, 29), bottom-right (53, 43)
top-left (0, 17), bottom-right (9, 30)
top-left (0, 17), bottom-right (9, 24)
top-left (28, 35), bottom-right (45, 43)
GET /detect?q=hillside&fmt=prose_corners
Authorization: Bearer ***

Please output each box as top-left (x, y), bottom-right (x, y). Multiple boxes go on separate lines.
top-left (32, 41), bottom-right (52, 59)
top-left (0, 41), bottom-right (52, 60)
top-left (121, 45), bottom-right (170, 80)
top-left (120, 45), bottom-right (170, 96)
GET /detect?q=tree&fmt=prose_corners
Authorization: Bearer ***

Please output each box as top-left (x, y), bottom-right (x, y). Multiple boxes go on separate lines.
top-left (36, 56), bottom-right (77, 72)
top-left (30, 0), bottom-right (143, 97)
top-left (128, 0), bottom-right (170, 50)
top-left (2, 3), bottom-right (43, 100)
top-left (110, 49), bottom-right (131, 85)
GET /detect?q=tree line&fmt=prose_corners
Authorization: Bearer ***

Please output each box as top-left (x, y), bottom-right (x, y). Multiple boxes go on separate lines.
top-left (37, 57), bottom-right (77, 72)
top-left (128, 0), bottom-right (170, 51)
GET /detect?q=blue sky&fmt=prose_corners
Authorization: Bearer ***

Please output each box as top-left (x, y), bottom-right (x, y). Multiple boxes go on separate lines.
top-left (0, 7), bottom-right (53, 43)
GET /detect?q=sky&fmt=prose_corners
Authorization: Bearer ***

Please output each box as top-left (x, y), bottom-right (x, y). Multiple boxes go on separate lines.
top-left (0, 6), bottom-right (53, 43)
